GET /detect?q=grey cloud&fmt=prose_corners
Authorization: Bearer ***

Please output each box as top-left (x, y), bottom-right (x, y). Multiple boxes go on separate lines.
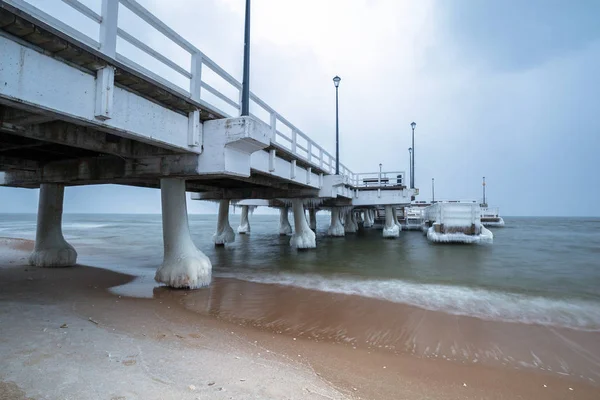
top-left (436, 0), bottom-right (600, 71)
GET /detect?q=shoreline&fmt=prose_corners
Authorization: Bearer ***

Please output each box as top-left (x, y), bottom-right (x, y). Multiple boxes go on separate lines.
top-left (1, 237), bottom-right (599, 399)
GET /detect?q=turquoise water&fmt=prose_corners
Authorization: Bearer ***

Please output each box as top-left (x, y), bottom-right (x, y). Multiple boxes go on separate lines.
top-left (1, 213), bottom-right (599, 330)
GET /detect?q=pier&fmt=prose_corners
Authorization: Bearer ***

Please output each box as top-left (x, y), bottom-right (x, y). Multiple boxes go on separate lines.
top-left (0, 0), bottom-right (414, 288)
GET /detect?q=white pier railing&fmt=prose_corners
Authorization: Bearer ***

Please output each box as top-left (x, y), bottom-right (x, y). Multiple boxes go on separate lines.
top-left (354, 171), bottom-right (406, 188)
top-left (6, 0), bottom-right (366, 184)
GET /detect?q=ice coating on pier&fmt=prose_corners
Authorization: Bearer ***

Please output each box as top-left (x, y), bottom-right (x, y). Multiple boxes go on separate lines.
top-left (155, 178), bottom-right (211, 288)
top-left (427, 225), bottom-right (493, 244)
top-left (383, 205), bottom-right (400, 238)
top-left (344, 210), bottom-right (357, 233)
top-left (309, 208), bottom-right (317, 231)
top-left (327, 207), bottom-right (345, 237)
top-left (279, 207), bottom-right (293, 236)
top-left (213, 199), bottom-right (235, 245)
top-left (28, 184), bottom-right (77, 267)
top-left (482, 217), bottom-right (505, 227)
top-left (363, 209), bottom-right (374, 228)
top-left (290, 199), bottom-right (316, 249)
top-left (237, 205), bottom-right (251, 234)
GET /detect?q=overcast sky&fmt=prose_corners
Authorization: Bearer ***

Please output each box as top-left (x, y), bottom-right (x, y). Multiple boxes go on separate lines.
top-left (1, 0), bottom-right (599, 216)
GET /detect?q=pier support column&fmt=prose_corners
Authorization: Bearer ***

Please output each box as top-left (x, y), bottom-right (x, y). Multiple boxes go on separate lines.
top-left (392, 207), bottom-right (402, 231)
top-left (363, 209), bottom-right (373, 228)
top-left (279, 207), bottom-right (292, 236)
top-left (344, 210), bottom-right (357, 233)
top-left (29, 184), bottom-right (77, 267)
top-left (237, 205), bottom-right (251, 234)
top-left (309, 208), bottom-right (317, 231)
top-left (155, 178), bottom-right (211, 288)
top-left (353, 212), bottom-right (359, 230)
top-left (327, 207), bottom-right (345, 237)
top-left (290, 199), bottom-right (316, 249)
top-left (213, 200), bottom-right (235, 246)
top-left (383, 205), bottom-right (400, 238)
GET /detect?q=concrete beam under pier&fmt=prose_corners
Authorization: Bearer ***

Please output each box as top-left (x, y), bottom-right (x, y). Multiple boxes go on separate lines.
top-left (0, 120), bottom-right (174, 159)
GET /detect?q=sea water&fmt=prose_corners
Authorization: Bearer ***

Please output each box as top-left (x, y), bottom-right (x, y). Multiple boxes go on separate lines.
top-left (1, 213), bottom-right (599, 331)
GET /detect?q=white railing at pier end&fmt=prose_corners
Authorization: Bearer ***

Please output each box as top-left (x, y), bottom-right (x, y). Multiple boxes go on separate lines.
top-left (354, 171), bottom-right (406, 188)
top-left (5, 0), bottom-right (358, 183)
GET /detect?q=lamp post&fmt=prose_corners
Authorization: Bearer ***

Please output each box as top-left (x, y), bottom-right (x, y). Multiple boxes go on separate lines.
top-left (333, 76), bottom-right (341, 174)
top-left (432, 178), bottom-right (435, 203)
top-left (410, 122), bottom-right (416, 189)
top-left (378, 163), bottom-right (382, 186)
top-left (240, 0), bottom-right (251, 116)
top-left (408, 147), bottom-right (412, 188)
top-left (482, 176), bottom-right (486, 206)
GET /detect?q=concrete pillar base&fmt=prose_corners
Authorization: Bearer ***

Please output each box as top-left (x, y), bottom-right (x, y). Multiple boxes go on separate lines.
top-left (155, 178), bottom-right (211, 289)
top-left (327, 207), bottom-right (345, 237)
top-left (383, 205), bottom-right (400, 238)
top-left (290, 199), bottom-right (316, 249)
top-left (29, 184), bottom-right (77, 267)
top-left (237, 205), bottom-right (250, 234)
top-left (279, 207), bottom-right (292, 236)
top-left (213, 199), bottom-right (235, 245)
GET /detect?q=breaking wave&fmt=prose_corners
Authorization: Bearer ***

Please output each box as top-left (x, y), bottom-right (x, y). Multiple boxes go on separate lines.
top-left (216, 271), bottom-right (600, 332)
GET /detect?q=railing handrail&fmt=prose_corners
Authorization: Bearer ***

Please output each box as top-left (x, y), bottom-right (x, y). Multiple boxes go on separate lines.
top-left (356, 171), bottom-right (405, 176)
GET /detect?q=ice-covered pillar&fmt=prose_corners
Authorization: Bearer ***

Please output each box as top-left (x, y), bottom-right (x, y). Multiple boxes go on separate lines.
top-left (309, 208), bottom-right (317, 231)
top-left (29, 184), bottom-right (77, 267)
top-left (237, 205), bottom-right (251, 234)
top-left (155, 178), bottom-right (211, 288)
top-left (279, 207), bottom-right (292, 235)
top-left (392, 207), bottom-right (402, 230)
top-left (363, 209), bottom-right (373, 228)
top-left (327, 207), bottom-right (345, 237)
top-left (383, 205), bottom-right (400, 238)
top-left (213, 199), bottom-right (235, 246)
top-left (290, 199), bottom-right (316, 249)
top-left (344, 210), bottom-right (357, 233)
top-left (353, 212), bottom-right (359, 230)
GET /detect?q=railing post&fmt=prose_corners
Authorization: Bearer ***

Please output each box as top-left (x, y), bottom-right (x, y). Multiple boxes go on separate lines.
top-left (95, 0), bottom-right (118, 121)
top-left (269, 149), bottom-right (276, 172)
top-left (99, 0), bottom-right (118, 57)
top-left (190, 52), bottom-right (203, 101)
top-left (187, 52), bottom-right (203, 148)
top-left (291, 129), bottom-right (297, 153)
top-left (290, 160), bottom-right (297, 179)
top-left (307, 141), bottom-right (312, 162)
top-left (319, 148), bottom-right (323, 168)
top-left (270, 113), bottom-right (277, 141)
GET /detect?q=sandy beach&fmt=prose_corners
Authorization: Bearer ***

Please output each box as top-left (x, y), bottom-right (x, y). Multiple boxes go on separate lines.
top-left (1, 237), bottom-right (599, 399)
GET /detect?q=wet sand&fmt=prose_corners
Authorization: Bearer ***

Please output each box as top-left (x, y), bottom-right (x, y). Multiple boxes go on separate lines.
top-left (1, 238), bottom-right (599, 399)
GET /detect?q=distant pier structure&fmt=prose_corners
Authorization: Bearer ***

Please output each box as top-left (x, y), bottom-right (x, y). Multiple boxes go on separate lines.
top-left (480, 177), bottom-right (505, 227)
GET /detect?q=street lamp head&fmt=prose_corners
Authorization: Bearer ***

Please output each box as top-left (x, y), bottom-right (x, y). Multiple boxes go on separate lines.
top-left (411, 121), bottom-right (416, 130)
top-left (408, 147), bottom-right (412, 153)
top-left (333, 75), bottom-right (341, 88)
top-left (379, 163), bottom-right (382, 169)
